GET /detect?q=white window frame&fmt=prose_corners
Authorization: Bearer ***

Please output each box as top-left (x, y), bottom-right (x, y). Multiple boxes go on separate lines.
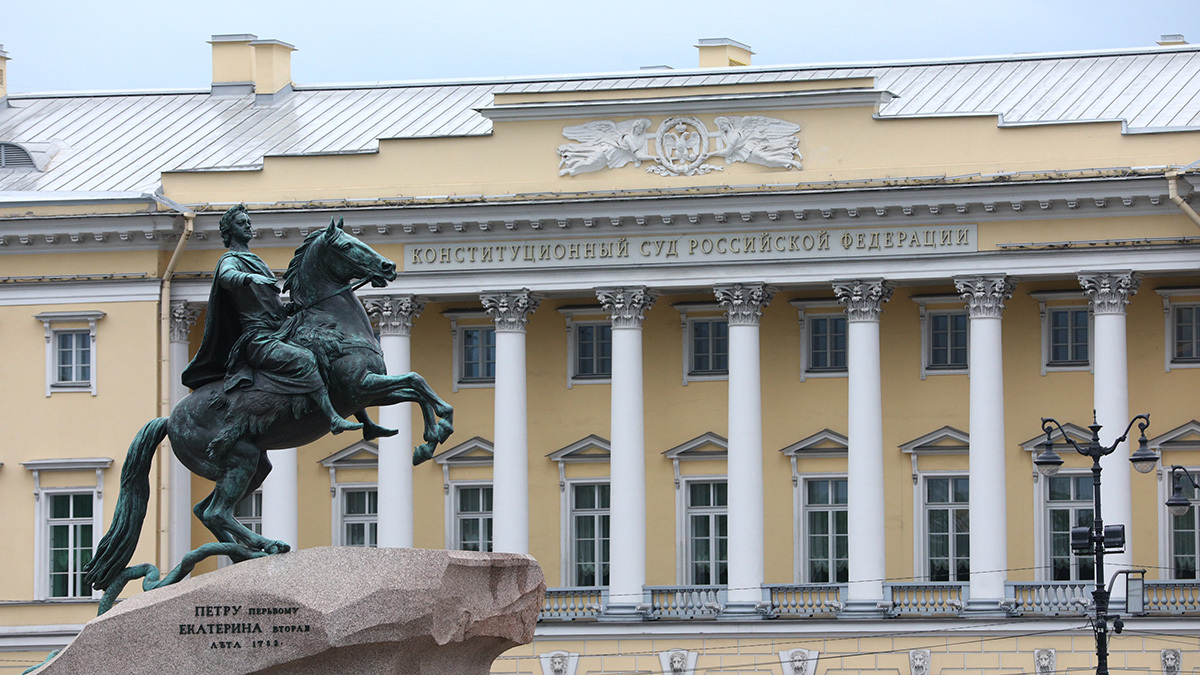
top-left (1149, 420), bottom-right (1200, 579)
top-left (558, 305), bottom-right (612, 388)
top-left (679, 476), bottom-right (728, 586)
top-left (1156, 287), bottom-right (1200, 372)
top-left (334, 483), bottom-right (378, 547)
top-left (1164, 465), bottom-right (1200, 580)
top-left (445, 309), bottom-right (494, 392)
top-left (781, 429), bottom-right (848, 582)
top-left (219, 489), bottom-right (263, 568)
top-left (901, 426), bottom-right (970, 581)
top-left (1041, 471), bottom-right (1097, 582)
top-left (448, 482), bottom-right (494, 552)
top-left (919, 474), bottom-right (970, 583)
top-left (1022, 423), bottom-right (1093, 581)
top-left (35, 311), bottom-right (105, 396)
top-left (673, 302), bottom-right (727, 385)
top-left (22, 457), bottom-right (111, 601)
top-left (1031, 291), bottom-right (1092, 375)
top-left (799, 474), bottom-right (848, 584)
top-left (912, 294), bottom-right (969, 379)
top-left (790, 299), bottom-right (847, 382)
top-left (548, 434), bottom-right (611, 586)
top-left (566, 480), bottom-right (611, 588)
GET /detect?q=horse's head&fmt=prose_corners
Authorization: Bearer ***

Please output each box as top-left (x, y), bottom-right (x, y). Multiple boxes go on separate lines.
top-left (286, 218), bottom-right (396, 297)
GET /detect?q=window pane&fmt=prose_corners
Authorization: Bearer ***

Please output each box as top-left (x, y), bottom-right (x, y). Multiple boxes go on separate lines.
top-left (689, 482), bottom-right (710, 507)
top-left (927, 478), bottom-right (949, 503)
top-left (50, 495), bottom-right (72, 519)
top-left (807, 480), bottom-right (829, 505)
top-left (459, 487), bottom-right (480, 513)
top-left (1048, 477), bottom-right (1071, 501)
top-left (833, 479), bottom-right (848, 505)
top-left (574, 484), bottom-right (595, 509)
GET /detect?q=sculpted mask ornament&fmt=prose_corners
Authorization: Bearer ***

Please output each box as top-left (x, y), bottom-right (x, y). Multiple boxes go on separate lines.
top-left (1034, 648), bottom-right (1055, 675)
top-left (909, 649), bottom-right (931, 675)
top-left (1162, 649), bottom-right (1182, 675)
top-left (658, 649), bottom-right (695, 675)
top-left (539, 650), bottom-right (577, 675)
top-left (669, 650), bottom-right (687, 674)
top-left (780, 648), bottom-right (818, 675)
top-left (558, 115), bottom-right (801, 177)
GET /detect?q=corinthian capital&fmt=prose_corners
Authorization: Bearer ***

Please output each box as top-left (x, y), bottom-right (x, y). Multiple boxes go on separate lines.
top-left (596, 287), bottom-right (658, 328)
top-left (169, 300), bottom-right (202, 343)
top-left (363, 295), bottom-right (425, 336)
top-left (714, 283), bottom-right (775, 326)
top-left (1078, 271), bottom-right (1140, 315)
top-left (955, 275), bottom-right (1014, 319)
top-left (833, 279), bottom-right (893, 322)
top-left (481, 289), bottom-right (541, 332)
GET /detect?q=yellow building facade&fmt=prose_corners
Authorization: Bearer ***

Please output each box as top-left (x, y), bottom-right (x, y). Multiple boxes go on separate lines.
top-left (2, 35), bottom-right (1200, 674)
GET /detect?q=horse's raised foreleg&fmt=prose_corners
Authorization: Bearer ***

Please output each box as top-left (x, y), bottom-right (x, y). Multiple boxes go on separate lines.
top-left (362, 372), bottom-right (453, 420)
top-left (360, 373), bottom-right (454, 464)
top-left (199, 440), bottom-right (289, 556)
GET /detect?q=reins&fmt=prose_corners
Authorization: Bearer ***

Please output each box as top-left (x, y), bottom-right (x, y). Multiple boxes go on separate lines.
top-left (286, 277), bottom-right (373, 315)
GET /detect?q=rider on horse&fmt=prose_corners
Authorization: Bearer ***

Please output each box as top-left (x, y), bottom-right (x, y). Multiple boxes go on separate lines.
top-left (182, 204), bottom-right (364, 449)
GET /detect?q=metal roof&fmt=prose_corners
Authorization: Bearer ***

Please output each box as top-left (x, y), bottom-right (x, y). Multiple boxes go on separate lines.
top-left (2, 45), bottom-right (1199, 195)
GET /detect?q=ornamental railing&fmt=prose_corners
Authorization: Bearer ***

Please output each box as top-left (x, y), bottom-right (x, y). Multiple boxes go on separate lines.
top-left (1142, 580), bottom-right (1200, 615)
top-left (1005, 581), bottom-right (1091, 616)
top-left (644, 585), bottom-right (726, 620)
top-left (764, 583), bottom-right (845, 617)
top-left (540, 587), bottom-right (606, 621)
top-left (884, 582), bottom-right (967, 616)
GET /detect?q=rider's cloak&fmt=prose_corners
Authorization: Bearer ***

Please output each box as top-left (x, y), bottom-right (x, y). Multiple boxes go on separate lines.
top-left (181, 251), bottom-right (285, 391)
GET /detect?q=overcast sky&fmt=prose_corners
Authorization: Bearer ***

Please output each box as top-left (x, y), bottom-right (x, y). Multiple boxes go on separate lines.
top-left (5, 0), bottom-right (1199, 93)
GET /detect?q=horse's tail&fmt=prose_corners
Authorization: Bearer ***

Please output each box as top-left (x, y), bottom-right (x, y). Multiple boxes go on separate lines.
top-left (82, 417), bottom-right (169, 591)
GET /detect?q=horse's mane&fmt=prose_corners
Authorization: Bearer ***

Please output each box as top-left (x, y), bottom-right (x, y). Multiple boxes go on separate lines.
top-left (283, 229), bottom-right (325, 295)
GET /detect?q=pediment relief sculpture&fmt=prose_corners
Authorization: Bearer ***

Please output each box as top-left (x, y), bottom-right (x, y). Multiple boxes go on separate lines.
top-left (558, 115), bottom-right (801, 177)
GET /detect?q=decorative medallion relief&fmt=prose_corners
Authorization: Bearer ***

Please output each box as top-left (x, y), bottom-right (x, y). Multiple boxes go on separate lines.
top-left (1162, 648), bottom-right (1182, 675)
top-left (1033, 648), bottom-right (1055, 675)
top-left (558, 115), bottom-right (801, 177)
top-left (778, 648), bottom-right (820, 675)
top-left (658, 649), bottom-right (698, 675)
top-left (539, 650), bottom-right (580, 675)
top-left (909, 649), bottom-right (931, 675)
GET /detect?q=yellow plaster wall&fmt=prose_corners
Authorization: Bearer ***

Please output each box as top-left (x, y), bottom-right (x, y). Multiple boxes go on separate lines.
top-left (0, 250), bottom-right (161, 279)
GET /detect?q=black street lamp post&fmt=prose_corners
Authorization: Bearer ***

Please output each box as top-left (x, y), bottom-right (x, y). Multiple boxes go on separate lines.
top-left (1033, 413), bottom-right (1156, 675)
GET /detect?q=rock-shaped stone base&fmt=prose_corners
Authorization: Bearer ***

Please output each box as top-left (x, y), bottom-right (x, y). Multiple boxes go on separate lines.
top-left (32, 547), bottom-right (545, 675)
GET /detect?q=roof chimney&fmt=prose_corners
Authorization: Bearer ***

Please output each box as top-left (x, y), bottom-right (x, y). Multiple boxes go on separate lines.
top-left (209, 34), bottom-right (258, 95)
top-left (249, 39), bottom-right (296, 99)
top-left (0, 44), bottom-right (10, 101)
top-left (696, 38), bottom-right (753, 68)
top-left (1158, 34), bottom-right (1187, 46)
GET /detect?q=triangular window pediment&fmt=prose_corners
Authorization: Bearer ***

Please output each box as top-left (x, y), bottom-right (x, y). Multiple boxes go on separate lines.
top-left (1020, 422), bottom-right (1091, 452)
top-left (547, 435), bottom-right (610, 463)
top-left (779, 429), bottom-right (848, 457)
top-left (319, 441), bottom-right (378, 468)
top-left (1149, 420), bottom-right (1200, 451)
top-left (434, 436), bottom-right (494, 466)
top-left (900, 426), bottom-right (970, 455)
top-left (663, 432), bottom-right (727, 460)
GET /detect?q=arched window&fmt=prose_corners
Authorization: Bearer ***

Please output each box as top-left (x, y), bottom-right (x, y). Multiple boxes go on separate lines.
top-left (0, 142), bottom-right (35, 168)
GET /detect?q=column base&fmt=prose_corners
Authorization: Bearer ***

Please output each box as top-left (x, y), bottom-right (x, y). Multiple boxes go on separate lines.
top-left (598, 603), bottom-right (651, 622)
top-left (838, 598), bottom-right (889, 619)
top-left (718, 600), bottom-right (770, 621)
top-left (965, 597), bottom-right (1012, 617)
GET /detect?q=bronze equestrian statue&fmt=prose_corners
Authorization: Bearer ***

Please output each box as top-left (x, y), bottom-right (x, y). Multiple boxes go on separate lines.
top-left (81, 207), bottom-right (453, 611)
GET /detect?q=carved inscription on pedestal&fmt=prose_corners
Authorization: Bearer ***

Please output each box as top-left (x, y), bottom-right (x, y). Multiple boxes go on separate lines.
top-left (177, 604), bottom-right (313, 652)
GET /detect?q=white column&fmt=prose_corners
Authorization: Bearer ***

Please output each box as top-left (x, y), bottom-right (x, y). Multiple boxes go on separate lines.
top-left (168, 300), bottom-right (201, 567)
top-left (596, 288), bottom-right (656, 618)
top-left (366, 295), bottom-right (424, 548)
top-left (482, 290), bottom-right (540, 555)
top-left (833, 279), bottom-right (892, 613)
top-left (1080, 270), bottom-right (1140, 594)
top-left (956, 276), bottom-right (1013, 612)
top-left (261, 447), bottom-right (298, 547)
top-left (715, 283), bottom-right (774, 617)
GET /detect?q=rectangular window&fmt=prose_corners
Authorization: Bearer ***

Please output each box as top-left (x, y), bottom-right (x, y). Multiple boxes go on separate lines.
top-left (47, 493), bottom-right (95, 598)
top-left (571, 483), bottom-right (610, 586)
top-left (1171, 474), bottom-right (1199, 579)
top-left (1174, 305), bottom-right (1200, 363)
top-left (925, 477), bottom-right (969, 582)
top-left (460, 327), bottom-right (496, 382)
top-left (1046, 475), bottom-right (1094, 581)
top-left (686, 481), bottom-right (727, 585)
top-left (690, 319), bottom-right (728, 375)
top-left (54, 331), bottom-right (91, 385)
top-left (456, 485), bottom-right (493, 552)
top-left (804, 478), bottom-right (848, 583)
top-left (233, 491), bottom-right (263, 536)
top-left (928, 312), bottom-right (968, 370)
top-left (809, 315), bottom-right (847, 371)
top-left (574, 323), bottom-right (612, 379)
top-left (342, 488), bottom-right (377, 547)
top-left (1049, 308), bottom-right (1089, 366)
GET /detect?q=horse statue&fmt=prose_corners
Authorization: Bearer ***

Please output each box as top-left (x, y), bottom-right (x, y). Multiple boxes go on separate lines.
top-left (80, 218), bottom-right (453, 611)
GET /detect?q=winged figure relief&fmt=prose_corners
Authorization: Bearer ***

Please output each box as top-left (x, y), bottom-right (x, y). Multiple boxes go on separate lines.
top-left (712, 115), bottom-right (803, 170)
top-left (557, 118), bottom-right (654, 176)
